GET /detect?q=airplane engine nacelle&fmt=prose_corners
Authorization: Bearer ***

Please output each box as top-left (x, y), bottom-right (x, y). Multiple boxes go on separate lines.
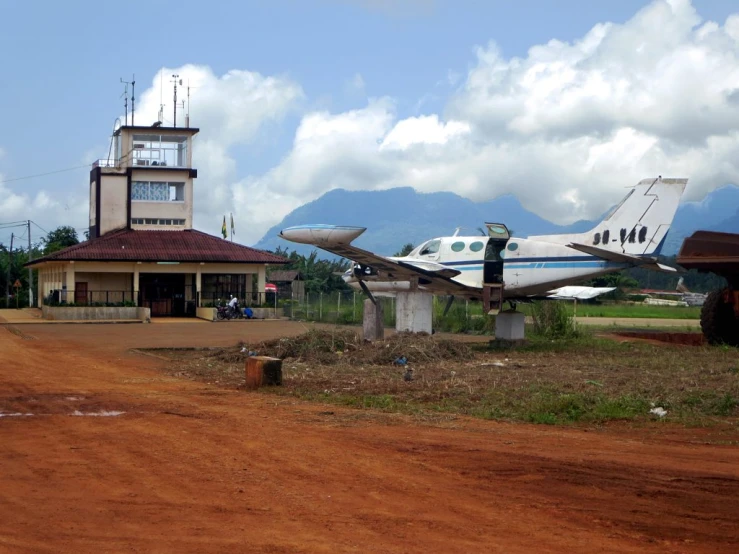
top-left (353, 263), bottom-right (378, 279)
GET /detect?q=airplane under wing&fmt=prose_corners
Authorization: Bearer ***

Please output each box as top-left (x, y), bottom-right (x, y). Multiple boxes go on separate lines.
top-left (567, 243), bottom-right (678, 272)
top-left (546, 286), bottom-right (616, 300)
top-left (279, 225), bottom-right (473, 295)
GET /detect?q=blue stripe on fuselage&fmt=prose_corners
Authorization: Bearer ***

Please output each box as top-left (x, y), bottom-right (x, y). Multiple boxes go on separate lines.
top-left (439, 256), bottom-right (628, 271)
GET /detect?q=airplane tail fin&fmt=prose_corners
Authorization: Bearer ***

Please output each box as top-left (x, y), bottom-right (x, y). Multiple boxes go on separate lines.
top-left (529, 177), bottom-right (688, 257)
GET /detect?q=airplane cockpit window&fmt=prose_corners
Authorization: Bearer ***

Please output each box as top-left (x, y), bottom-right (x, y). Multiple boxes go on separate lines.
top-left (419, 240), bottom-right (441, 255)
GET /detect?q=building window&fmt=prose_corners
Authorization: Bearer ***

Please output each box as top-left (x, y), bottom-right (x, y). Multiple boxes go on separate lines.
top-left (201, 274), bottom-right (247, 302)
top-left (132, 181), bottom-right (185, 202)
top-left (131, 218), bottom-right (185, 226)
top-left (131, 134), bottom-right (188, 167)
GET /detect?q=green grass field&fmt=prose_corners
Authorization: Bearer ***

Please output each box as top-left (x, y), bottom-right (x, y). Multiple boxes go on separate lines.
top-left (518, 302), bottom-right (701, 320)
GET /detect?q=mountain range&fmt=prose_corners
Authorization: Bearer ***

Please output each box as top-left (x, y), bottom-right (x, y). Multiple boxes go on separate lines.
top-left (254, 185), bottom-right (739, 258)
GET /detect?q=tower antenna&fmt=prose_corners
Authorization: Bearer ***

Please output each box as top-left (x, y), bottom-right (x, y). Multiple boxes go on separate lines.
top-left (186, 80), bottom-right (190, 128)
top-left (158, 71), bottom-right (164, 124)
top-left (131, 74), bottom-right (136, 125)
top-left (171, 74), bottom-right (182, 127)
top-left (120, 77), bottom-right (131, 125)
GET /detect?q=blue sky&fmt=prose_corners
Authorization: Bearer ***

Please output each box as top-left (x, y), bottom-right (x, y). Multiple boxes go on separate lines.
top-left (1, 0), bottom-right (738, 246)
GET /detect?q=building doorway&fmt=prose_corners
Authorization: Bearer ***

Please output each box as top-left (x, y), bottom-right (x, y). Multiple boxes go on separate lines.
top-left (139, 273), bottom-right (195, 317)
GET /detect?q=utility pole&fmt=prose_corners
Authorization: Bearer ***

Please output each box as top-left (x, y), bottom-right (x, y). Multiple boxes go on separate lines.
top-left (27, 220), bottom-right (33, 308)
top-left (5, 233), bottom-right (13, 306)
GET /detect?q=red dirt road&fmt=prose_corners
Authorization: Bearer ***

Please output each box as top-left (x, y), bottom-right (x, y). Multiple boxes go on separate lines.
top-left (1, 321), bottom-right (738, 553)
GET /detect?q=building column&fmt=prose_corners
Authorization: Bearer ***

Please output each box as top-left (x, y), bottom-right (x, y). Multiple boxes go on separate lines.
top-left (257, 266), bottom-right (266, 306)
top-left (65, 262), bottom-right (75, 303)
top-left (133, 264), bottom-right (140, 306)
top-left (36, 269), bottom-right (44, 308)
top-left (196, 264), bottom-right (202, 307)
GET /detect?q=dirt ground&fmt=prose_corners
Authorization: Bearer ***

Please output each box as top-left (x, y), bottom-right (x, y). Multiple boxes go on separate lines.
top-left (1, 320), bottom-right (738, 553)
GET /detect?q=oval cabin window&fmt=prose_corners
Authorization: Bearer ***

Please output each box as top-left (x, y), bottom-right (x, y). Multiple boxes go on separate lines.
top-left (507, 242), bottom-right (519, 252)
top-left (470, 241), bottom-right (484, 252)
top-left (451, 241), bottom-right (465, 252)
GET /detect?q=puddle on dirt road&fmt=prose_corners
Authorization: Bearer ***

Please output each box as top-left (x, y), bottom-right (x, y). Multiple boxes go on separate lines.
top-left (70, 410), bottom-right (125, 417)
top-left (0, 393), bottom-right (129, 418)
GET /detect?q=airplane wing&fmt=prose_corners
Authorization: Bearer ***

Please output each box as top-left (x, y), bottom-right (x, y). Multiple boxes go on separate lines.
top-left (279, 225), bottom-right (473, 295)
top-left (567, 243), bottom-right (678, 273)
top-left (546, 286), bottom-right (616, 300)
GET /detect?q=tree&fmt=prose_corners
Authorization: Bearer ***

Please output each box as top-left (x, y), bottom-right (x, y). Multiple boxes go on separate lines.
top-left (267, 248), bottom-right (351, 294)
top-left (42, 226), bottom-right (79, 255)
top-left (394, 243), bottom-right (414, 257)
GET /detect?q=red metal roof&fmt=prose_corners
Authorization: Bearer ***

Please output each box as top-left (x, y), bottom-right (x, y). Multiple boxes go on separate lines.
top-left (28, 229), bottom-right (288, 265)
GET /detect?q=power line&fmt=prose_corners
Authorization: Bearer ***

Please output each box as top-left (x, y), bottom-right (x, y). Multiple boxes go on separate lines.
top-left (0, 163), bottom-right (91, 185)
top-left (31, 220), bottom-right (50, 235)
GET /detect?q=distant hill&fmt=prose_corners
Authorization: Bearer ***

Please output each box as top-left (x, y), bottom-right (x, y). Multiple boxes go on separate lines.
top-left (254, 185), bottom-right (739, 258)
top-left (662, 185), bottom-right (739, 254)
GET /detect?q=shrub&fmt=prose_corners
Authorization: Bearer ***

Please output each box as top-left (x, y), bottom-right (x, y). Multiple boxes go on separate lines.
top-left (530, 301), bottom-right (580, 339)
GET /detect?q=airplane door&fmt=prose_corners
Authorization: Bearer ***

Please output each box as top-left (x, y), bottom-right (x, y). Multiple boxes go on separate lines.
top-left (483, 239), bottom-right (504, 284)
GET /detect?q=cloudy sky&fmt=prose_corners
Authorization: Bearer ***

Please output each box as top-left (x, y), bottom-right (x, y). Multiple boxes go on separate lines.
top-left (1, 0), bottom-right (738, 247)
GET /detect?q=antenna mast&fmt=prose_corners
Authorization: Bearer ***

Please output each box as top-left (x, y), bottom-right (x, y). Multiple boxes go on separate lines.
top-left (131, 74), bottom-right (136, 125)
top-left (158, 71), bottom-right (164, 124)
top-left (120, 77), bottom-right (131, 125)
top-left (171, 74), bottom-right (181, 127)
top-left (186, 80), bottom-right (190, 128)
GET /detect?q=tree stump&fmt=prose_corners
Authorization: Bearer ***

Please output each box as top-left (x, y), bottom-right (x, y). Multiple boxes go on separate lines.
top-left (245, 356), bottom-right (283, 389)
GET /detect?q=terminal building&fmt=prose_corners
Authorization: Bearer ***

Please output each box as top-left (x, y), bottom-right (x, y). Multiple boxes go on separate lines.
top-left (28, 122), bottom-right (286, 317)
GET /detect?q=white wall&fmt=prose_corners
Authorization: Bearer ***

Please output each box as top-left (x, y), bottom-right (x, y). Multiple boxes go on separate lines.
top-left (99, 173), bottom-right (128, 234)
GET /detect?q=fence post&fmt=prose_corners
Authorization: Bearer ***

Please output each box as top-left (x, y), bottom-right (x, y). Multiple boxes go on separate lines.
top-left (319, 292), bottom-right (323, 321)
top-left (353, 292), bottom-right (356, 322)
top-left (337, 292), bottom-right (341, 323)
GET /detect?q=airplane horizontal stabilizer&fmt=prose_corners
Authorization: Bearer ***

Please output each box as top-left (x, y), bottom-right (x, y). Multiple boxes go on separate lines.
top-left (567, 242), bottom-right (646, 264)
top-left (640, 262), bottom-right (679, 273)
top-left (568, 242), bottom-right (679, 273)
top-left (546, 286), bottom-right (616, 300)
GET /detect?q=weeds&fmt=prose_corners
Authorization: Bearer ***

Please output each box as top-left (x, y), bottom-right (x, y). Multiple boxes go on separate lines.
top-left (530, 302), bottom-right (580, 339)
top-left (150, 330), bottom-right (739, 427)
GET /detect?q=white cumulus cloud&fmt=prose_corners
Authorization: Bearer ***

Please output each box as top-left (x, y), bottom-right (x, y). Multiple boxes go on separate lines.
top-left (245, 0), bottom-right (739, 239)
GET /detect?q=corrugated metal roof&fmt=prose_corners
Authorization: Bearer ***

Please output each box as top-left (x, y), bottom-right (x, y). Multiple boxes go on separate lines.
top-left (28, 229), bottom-right (288, 265)
top-left (268, 270), bottom-right (302, 282)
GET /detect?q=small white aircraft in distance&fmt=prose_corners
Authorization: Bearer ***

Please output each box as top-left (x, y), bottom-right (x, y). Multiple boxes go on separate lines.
top-left (280, 177), bottom-right (688, 313)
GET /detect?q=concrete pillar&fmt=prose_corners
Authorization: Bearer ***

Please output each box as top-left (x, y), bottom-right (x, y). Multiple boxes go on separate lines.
top-left (133, 265), bottom-right (140, 306)
top-left (65, 263), bottom-right (75, 303)
top-left (196, 264), bottom-right (202, 306)
top-left (396, 292), bottom-right (433, 334)
top-left (36, 269), bottom-right (43, 307)
top-left (362, 298), bottom-right (384, 341)
top-left (494, 311), bottom-right (525, 341)
top-left (257, 267), bottom-right (266, 305)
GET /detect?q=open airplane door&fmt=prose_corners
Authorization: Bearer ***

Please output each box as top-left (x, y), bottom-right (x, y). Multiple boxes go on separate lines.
top-left (483, 223), bottom-right (509, 314)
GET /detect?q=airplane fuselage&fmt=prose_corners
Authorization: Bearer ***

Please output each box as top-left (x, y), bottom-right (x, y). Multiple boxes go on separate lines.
top-left (343, 234), bottom-right (630, 299)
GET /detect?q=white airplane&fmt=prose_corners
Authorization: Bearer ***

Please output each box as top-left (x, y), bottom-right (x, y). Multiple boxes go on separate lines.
top-left (280, 177), bottom-right (688, 313)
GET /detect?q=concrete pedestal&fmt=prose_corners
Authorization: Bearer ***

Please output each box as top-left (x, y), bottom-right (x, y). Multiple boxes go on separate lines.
top-left (362, 299), bottom-right (384, 341)
top-left (396, 292), bottom-right (433, 334)
top-left (495, 311), bottom-right (525, 341)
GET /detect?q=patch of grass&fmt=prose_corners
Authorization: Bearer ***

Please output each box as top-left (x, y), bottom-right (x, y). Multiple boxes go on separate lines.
top-left (520, 303), bottom-right (701, 320)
